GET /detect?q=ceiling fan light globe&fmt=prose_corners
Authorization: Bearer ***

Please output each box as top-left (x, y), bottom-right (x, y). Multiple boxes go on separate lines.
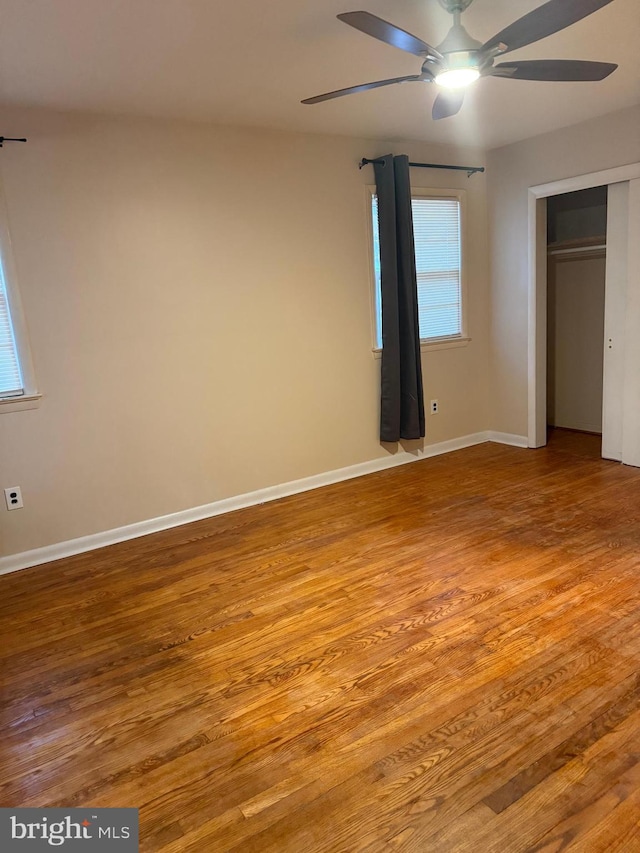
top-left (435, 68), bottom-right (480, 88)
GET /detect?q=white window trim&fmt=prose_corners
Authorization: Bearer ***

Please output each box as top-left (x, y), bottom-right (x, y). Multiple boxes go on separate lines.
top-left (0, 175), bottom-right (40, 412)
top-left (366, 185), bottom-right (471, 356)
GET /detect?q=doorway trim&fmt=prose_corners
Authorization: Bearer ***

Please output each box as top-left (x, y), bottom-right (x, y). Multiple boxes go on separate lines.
top-left (527, 162), bottom-right (640, 448)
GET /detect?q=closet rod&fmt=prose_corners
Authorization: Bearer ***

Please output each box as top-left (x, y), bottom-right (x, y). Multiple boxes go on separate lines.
top-left (548, 244), bottom-right (606, 257)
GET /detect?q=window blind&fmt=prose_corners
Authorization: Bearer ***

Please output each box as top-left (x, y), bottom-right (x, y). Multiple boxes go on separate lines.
top-left (0, 259), bottom-right (23, 397)
top-left (372, 195), bottom-right (462, 344)
top-left (412, 197), bottom-right (461, 340)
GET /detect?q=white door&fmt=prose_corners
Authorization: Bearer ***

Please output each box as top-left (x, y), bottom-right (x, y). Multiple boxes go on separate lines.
top-left (602, 179), bottom-right (640, 465)
top-left (621, 179), bottom-right (640, 466)
top-left (601, 181), bottom-right (628, 461)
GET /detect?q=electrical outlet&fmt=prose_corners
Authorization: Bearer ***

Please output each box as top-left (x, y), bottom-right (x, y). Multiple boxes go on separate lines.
top-left (4, 486), bottom-right (23, 510)
top-left (430, 399), bottom-right (439, 414)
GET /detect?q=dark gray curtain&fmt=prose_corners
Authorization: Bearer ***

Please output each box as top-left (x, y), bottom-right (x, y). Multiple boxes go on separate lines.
top-left (374, 154), bottom-right (425, 442)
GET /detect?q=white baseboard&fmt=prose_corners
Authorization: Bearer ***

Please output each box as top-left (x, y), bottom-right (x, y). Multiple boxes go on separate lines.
top-left (0, 430), bottom-right (528, 577)
top-left (485, 431), bottom-right (529, 448)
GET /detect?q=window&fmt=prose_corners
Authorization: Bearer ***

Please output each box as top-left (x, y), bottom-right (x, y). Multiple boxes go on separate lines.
top-left (0, 258), bottom-right (23, 398)
top-left (0, 192), bottom-right (39, 411)
top-left (370, 189), bottom-right (468, 350)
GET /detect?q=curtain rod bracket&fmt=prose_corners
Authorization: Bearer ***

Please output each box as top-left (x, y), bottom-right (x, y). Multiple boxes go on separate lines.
top-left (0, 137), bottom-right (27, 148)
top-left (359, 157), bottom-right (484, 177)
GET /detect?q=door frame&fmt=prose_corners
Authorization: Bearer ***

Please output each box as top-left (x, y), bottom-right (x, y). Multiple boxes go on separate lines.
top-left (527, 163), bottom-right (640, 449)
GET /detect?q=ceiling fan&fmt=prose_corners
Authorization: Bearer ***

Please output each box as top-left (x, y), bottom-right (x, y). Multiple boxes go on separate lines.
top-left (301, 0), bottom-right (618, 119)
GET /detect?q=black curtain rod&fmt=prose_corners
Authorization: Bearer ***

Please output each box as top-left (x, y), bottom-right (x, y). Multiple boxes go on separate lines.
top-left (359, 157), bottom-right (484, 178)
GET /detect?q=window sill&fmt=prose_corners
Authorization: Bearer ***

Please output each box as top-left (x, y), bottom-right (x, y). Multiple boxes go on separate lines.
top-left (372, 336), bottom-right (471, 359)
top-left (0, 393), bottom-right (42, 413)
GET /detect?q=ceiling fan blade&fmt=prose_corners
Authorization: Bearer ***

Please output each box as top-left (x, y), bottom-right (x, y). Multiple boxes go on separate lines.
top-left (482, 0), bottom-right (615, 55)
top-left (301, 75), bottom-right (425, 105)
top-left (337, 11), bottom-right (442, 59)
top-left (489, 60), bottom-right (618, 82)
top-left (432, 89), bottom-right (465, 120)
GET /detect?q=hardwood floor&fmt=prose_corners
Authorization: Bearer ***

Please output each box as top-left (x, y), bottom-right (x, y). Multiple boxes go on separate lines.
top-left (3, 430), bottom-right (640, 851)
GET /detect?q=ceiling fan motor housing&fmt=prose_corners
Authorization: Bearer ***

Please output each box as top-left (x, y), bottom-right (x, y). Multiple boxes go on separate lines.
top-left (433, 19), bottom-right (485, 77)
top-left (436, 23), bottom-right (483, 54)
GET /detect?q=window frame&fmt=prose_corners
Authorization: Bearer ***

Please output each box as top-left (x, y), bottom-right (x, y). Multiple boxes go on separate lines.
top-left (366, 185), bottom-right (471, 356)
top-left (0, 180), bottom-right (40, 412)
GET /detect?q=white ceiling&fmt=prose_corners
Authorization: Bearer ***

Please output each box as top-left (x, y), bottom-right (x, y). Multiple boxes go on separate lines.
top-left (0, 0), bottom-right (637, 149)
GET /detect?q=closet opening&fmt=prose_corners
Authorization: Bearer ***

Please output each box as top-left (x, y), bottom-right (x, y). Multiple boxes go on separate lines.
top-left (546, 187), bottom-right (607, 453)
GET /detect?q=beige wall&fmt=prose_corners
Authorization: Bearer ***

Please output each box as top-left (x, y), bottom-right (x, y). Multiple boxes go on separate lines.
top-left (0, 106), bottom-right (490, 557)
top-left (487, 105), bottom-right (640, 436)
